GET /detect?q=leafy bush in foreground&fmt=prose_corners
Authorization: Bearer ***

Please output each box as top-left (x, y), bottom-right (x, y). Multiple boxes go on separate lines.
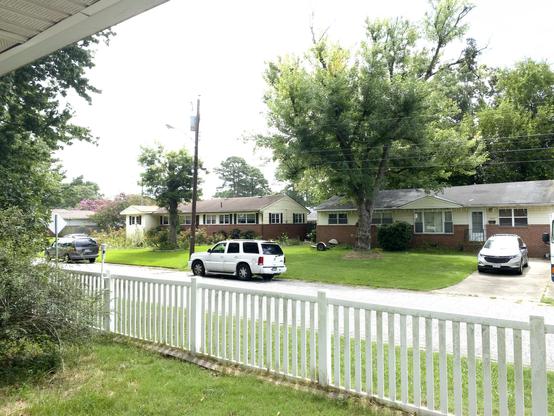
top-left (0, 208), bottom-right (99, 380)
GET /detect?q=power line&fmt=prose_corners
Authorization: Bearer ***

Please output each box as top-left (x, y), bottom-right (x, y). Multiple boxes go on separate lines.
top-left (302, 157), bottom-right (554, 173)
top-left (266, 131), bottom-right (554, 157)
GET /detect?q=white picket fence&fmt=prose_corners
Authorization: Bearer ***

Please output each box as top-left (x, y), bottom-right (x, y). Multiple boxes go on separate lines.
top-left (69, 270), bottom-right (552, 416)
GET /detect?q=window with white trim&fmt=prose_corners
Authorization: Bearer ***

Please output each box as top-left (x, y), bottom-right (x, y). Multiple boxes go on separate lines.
top-left (129, 216), bottom-right (135, 225)
top-left (499, 208), bottom-right (527, 227)
top-left (219, 214), bottom-right (231, 224)
top-left (269, 213), bottom-right (282, 224)
top-left (160, 215), bottom-right (169, 225)
top-left (205, 215), bottom-right (217, 224)
top-left (183, 215), bottom-right (192, 225)
top-left (238, 213), bottom-right (256, 224)
top-left (414, 210), bottom-right (453, 234)
top-left (293, 213), bottom-right (306, 224)
top-left (328, 212), bottom-right (348, 225)
top-left (371, 211), bottom-right (393, 225)
top-left (136, 215), bottom-right (141, 225)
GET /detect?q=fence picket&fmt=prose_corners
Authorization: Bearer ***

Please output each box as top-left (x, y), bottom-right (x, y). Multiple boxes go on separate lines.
top-left (425, 317), bottom-right (434, 411)
top-left (250, 294), bottom-right (255, 366)
top-left (266, 296), bottom-right (272, 370)
top-left (258, 295), bottom-right (263, 368)
top-left (283, 298), bottom-right (289, 375)
top-left (292, 299), bottom-right (298, 377)
top-left (482, 324), bottom-right (492, 416)
top-left (334, 305), bottom-right (340, 387)
top-left (243, 293), bottom-right (248, 364)
top-left (365, 310), bottom-right (372, 396)
top-left (388, 312), bottom-right (396, 401)
top-left (412, 315), bottom-right (421, 408)
top-left (235, 292), bottom-right (240, 362)
top-left (354, 308), bottom-right (361, 393)
top-left (497, 327), bottom-right (508, 416)
top-left (400, 314), bottom-right (407, 404)
top-left (310, 301), bottom-right (316, 381)
top-left (344, 306), bottom-right (351, 390)
top-left (467, 323), bottom-right (477, 416)
top-left (439, 319), bottom-right (448, 414)
top-left (513, 328), bottom-right (524, 416)
top-left (453, 321), bottom-right (462, 416)
top-left (215, 290), bottom-right (220, 357)
top-left (275, 297), bottom-right (280, 372)
top-left (376, 310), bottom-right (384, 398)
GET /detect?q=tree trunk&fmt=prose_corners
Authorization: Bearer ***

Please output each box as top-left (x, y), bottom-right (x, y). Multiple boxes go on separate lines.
top-left (168, 200), bottom-right (178, 249)
top-left (354, 198), bottom-right (373, 250)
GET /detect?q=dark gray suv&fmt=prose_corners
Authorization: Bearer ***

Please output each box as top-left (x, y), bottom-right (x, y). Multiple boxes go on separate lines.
top-left (45, 236), bottom-right (99, 263)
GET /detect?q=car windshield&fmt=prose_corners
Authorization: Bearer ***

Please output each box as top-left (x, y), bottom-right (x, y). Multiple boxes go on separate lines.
top-left (261, 244), bottom-right (283, 255)
top-left (483, 237), bottom-right (518, 251)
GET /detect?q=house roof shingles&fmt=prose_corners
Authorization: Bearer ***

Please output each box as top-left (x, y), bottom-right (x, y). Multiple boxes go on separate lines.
top-left (316, 180), bottom-right (554, 210)
top-left (151, 195), bottom-right (298, 215)
top-left (52, 209), bottom-right (95, 220)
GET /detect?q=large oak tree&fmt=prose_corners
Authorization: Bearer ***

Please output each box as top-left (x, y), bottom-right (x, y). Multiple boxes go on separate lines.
top-left (256, 0), bottom-right (485, 249)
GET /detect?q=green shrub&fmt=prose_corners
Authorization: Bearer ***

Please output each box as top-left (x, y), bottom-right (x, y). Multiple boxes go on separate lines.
top-left (145, 227), bottom-right (172, 250)
top-left (208, 232), bottom-right (227, 244)
top-left (306, 228), bottom-right (317, 242)
top-left (230, 228), bottom-right (241, 239)
top-left (277, 233), bottom-right (289, 245)
top-left (376, 221), bottom-right (413, 251)
top-left (240, 230), bottom-right (256, 239)
top-left (90, 227), bottom-right (133, 248)
top-left (0, 208), bottom-right (99, 381)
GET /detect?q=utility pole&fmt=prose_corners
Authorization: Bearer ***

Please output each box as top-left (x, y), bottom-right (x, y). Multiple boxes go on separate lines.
top-left (189, 97), bottom-right (200, 257)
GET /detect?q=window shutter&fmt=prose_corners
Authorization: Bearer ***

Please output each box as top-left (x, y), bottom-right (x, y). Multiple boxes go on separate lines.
top-left (203, 214), bottom-right (206, 224)
top-left (280, 213), bottom-right (283, 224)
top-left (256, 213), bottom-right (259, 224)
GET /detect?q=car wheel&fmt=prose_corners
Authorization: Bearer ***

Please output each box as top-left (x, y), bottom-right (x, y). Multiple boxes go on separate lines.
top-left (477, 266), bottom-right (485, 273)
top-left (524, 257), bottom-right (529, 267)
top-left (89, 258), bottom-right (96, 264)
top-left (64, 254), bottom-right (71, 263)
top-left (516, 260), bottom-right (523, 275)
top-left (192, 260), bottom-right (205, 276)
top-left (316, 242), bottom-right (326, 251)
top-left (236, 263), bottom-right (252, 280)
top-left (261, 274), bottom-right (273, 281)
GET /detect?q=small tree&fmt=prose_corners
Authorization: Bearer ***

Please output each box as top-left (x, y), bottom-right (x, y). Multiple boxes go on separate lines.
top-left (138, 145), bottom-right (196, 248)
top-left (92, 194), bottom-right (155, 230)
top-left (214, 156), bottom-right (271, 198)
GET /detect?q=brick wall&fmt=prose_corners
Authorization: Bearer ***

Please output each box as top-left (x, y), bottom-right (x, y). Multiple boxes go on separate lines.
top-left (411, 225), bottom-right (468, 251)
top-left (179, 224), bottom-right (308, 241)
top-left (486, 224), bottom-right (549, 258)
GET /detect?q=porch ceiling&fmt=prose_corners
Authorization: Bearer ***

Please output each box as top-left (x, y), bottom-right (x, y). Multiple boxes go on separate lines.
top-left (0, 0), bottom-right (168, 76)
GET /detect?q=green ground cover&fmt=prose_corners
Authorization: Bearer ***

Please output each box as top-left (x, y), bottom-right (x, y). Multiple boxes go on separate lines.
top-left (105, 245), bottom-right (475, 291)
top-left (0, 337), bottom-right (386, 416)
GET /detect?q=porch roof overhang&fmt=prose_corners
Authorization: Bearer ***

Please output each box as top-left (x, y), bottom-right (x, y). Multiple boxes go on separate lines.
top-left (0, 0), bottom-right (168, 76)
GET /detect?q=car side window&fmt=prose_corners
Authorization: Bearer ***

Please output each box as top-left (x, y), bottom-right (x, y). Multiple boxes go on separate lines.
top-left (518, 238), bottom-right (525, 248)
top-left (227, 243), bottom-right (239, 254)
top-left (211, 243), bottom-right (226, 254)
top-left (242, 242), bottom-right (259, 254)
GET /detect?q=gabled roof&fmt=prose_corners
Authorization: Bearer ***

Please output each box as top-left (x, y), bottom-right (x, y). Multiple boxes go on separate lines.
top-left (0, 0), bottom-right (168, 76)
top-left (52, 208), bottom-right (95, 220)
top-left (315, 180), bottom-right (554, 211)
top-left (120, 205), bottom-right (159, 215)
top-left (157, 194), bottom-right (293, 214)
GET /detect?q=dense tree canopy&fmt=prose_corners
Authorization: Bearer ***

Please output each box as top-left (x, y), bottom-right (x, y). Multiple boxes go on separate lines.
top-left (0, 32), bottom-right (111, 220)
top-left (58, 176), bottom-right (103, 208)
top-left (256, 0), bottom-right (484, 249)
top-left (214, 156), bottom-right (271, 198)
top-left (475, 60), bottom-right (554, 183)
top-left (139, 145), bottom-right (196, 248)
top-left (92, 194), bottom-right (156, 230)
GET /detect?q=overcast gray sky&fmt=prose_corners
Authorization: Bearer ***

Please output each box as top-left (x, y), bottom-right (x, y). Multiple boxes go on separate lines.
top-left (57, 0), bottom-right (554, 199)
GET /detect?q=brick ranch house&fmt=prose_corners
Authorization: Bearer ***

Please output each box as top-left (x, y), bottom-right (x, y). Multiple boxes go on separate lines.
top-left (315, 180), bottom-right (554, 258)
top-left (121, 194), bottom-right (309, 243)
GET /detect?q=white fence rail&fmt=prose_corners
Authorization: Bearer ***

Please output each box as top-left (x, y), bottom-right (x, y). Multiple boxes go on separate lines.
top-left (69, 270), bottom-right (552, 416)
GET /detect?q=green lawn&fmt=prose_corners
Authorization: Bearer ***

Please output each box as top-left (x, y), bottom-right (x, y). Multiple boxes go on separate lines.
top-left (0, 337), bottom-right (387, 416)
top-left (105, 245), bottom-right (475, 291)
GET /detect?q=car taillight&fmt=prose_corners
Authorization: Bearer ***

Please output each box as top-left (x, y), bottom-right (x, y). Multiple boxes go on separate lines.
top-left (258, 256), bottom-right (264, 266)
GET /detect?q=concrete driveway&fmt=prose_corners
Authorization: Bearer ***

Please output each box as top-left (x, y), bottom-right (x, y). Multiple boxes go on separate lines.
top-left (435, 259), bottom-right (550, 302)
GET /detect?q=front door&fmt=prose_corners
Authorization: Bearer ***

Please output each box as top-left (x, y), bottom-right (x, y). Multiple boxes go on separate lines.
top-left (470, 211), bottom-right (485, 241)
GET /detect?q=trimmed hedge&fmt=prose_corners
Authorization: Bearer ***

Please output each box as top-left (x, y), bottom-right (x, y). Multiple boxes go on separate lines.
top-left (376, 221), bottom-right (413, 251)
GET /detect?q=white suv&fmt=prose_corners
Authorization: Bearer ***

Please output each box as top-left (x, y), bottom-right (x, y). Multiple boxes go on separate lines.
top-left (188, 240), bottom-right (286, 280)
top-left (477, 234), bottom-right (529, 274)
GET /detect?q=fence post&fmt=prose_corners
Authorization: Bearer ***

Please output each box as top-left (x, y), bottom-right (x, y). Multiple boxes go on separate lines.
top-left (317, 290), bottom-right (331, 387)
top-left (190, 277), bottom-right (201, 353)
top-left (529, 315), bottom-right (547, 416)
top-left (102, 271), bottom-right (112, 332)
